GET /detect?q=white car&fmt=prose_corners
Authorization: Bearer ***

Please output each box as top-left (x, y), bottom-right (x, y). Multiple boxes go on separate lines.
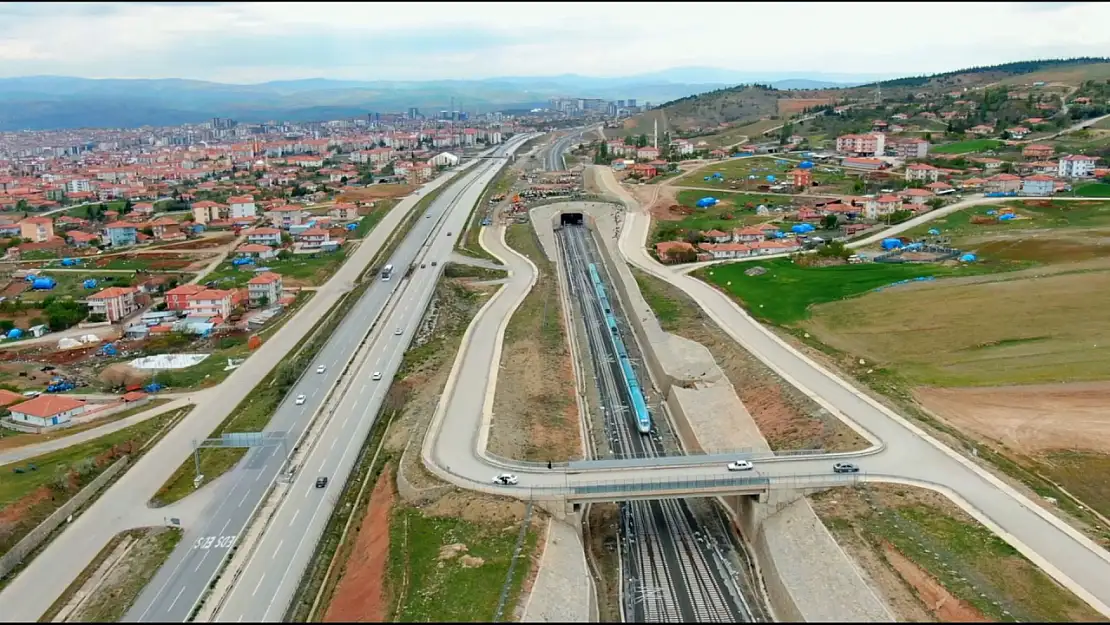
top-left (394, 327), bottom-right (403, 335)
top-left (371, 371), bottom-right (382, 381)
top-left (726, 460), bottom-right (754, 472)
top-left (316, 365), bottom-right (326, 374)
top-left (295, 394), bottom-right (306, 405)
top-left (493, 473), bottom-right (519, 486)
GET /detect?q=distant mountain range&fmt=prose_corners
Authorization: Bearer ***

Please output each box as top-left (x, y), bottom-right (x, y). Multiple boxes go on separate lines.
top-left (0, 68), bottom-right (873, 132)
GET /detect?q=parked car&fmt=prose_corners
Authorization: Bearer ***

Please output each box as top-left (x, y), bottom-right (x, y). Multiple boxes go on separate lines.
top-left (431, 261), bottom-right (438, 266)
top-left (446, 231), bottom-right (452, 237)
top-left (726, 460), bottom-right (754, 472)
top-left (295, 394), bottom-right (306, 405)
top-left (493, 473), bottom-right (519, 486)
top-left (315, 476), bottom-right (328, 488)
top-left (833, 462), bottom-right (860, 473)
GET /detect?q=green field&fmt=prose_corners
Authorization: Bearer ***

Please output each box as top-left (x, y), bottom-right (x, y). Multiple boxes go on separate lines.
top-left (674, 156), bottom-right (851, 193)
top-left (1074, 182), bottom-right (1110, 198)
top-left (652, 191), bottom-right (775, 244)
top-left (931, 139), bottom-right (1004, 154)
top-left (695, 259), bottom-right (1008, 325)
top-left (33, 271), bottom-right (144, 301)
top-left (203, 249), bottom-right (347, 287)
top-left (904, 200), bottom-right (1110, 241)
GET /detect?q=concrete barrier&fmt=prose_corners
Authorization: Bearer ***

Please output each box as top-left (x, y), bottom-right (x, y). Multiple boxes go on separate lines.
top-left (0, 456), bottom-right (129, 580)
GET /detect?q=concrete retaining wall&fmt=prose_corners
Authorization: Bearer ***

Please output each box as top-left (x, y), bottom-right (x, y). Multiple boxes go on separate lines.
top-left (0, 456), bottom-right (129, 580)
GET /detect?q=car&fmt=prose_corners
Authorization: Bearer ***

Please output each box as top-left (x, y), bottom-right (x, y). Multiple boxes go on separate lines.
top-left (316, 365), bottom-right (326, 374)
top-left (493, 473), bottom-right (519, 486)
top-left (431, 261), bottom-right (438, 266)
top-left (726, 460), bottom-right (754, 472)
top-left (394, 327), bottom-right (403, 335)
top-left (420, 263), bottom-right (426, 268)
top-left (295, 394), bottom-right (306, 405)
top-left (446, 231), bottom-right (452, 237)
top-left (371, 371), bottom-right (382, 381)
top-left (833, 462), bottom-right (860, 473)
top-left (315, 476), bottom-right (328, 488)
top-left (426, 213), bottom-right (432, 218)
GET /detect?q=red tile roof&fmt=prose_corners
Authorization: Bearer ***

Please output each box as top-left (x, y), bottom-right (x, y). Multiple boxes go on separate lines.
top-left (9, 394), bottom-right (86, 418)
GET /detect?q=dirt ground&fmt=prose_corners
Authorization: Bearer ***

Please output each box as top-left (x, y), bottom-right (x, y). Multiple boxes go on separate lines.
top-left (323, 467), bottom-right (395, 623)
top-left (915, 381), bottom-right (1110, 455)
top-left (159, 234), bottom-right (235, 251)
top-left (810, 484), bottom-right (1103, 623)
top-left (63, 526), bottom-right (181, 622)
top-left (337, 184), bottom-right (413, 202)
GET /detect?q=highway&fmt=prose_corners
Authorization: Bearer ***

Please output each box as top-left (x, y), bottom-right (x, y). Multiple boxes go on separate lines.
top-left (544, 126), bottom-right (594, 171)
top-left (561, 224), bottom-right (761, 622)
top-left (123, 138), bottom-right (531, 623)
top-left (0, 155), bottom-right (496, 624)
top-left (415, 165), bottom-right (1110, 617)
top-left (203, 136), bottom-right (533, 622)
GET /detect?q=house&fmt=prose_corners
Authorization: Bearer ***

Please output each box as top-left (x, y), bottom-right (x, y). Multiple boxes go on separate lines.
top-left (188, 289), bottom-right (235, 318)
top-left (841, 157), bottom-right (886, 170)
top-left (247, 272), bottom-right (283, 307)
top-left (967, 124), bottom-right (995, 136)
top-left (102, 221), bottom-right (139, 247)
top-left (329, 203), bottom-right (360, 221)
top-left (266, 206), bottom-right (307, 229)
top-left (701, 229), bottom-right (731, 243)
top-left (959, 177), bottom-right (986, 190)
top-left (986, 173), bottom-right (1022, 193)
top-left (890, 138), bottom-right (930, 160)
top-left (246, 227), bottom-right (283, 247)
top-left (192, 200), bottom-right (226, 224)
top-left (654, 241), bottom-right (698, 263)
top-left (164, 284), bottom-right (205, 311)
top-left (628, 163), bottom-right (657, 179)
top-left (1058, 154), bottom-right (1098, 178)
top-left (18, 217), bottom-right (55, 243)
top-left (147, 217), bottom-right (179, 240)
top-left (904, 163), bottom-right (942, 182)
top-left (900, 188), bottom-right (935, 205)
top-left (635, 147), bottom-right (661, 161)
top-left (835, 133), bottom-right (885, 157)
top-left (236, 243), bottom-right (277, 259)
top-left (67, 231), bottom-right (99, 247)
top-left (698, 242), bottom-right (754, 260)
top-left (925, 181), bottom-right (954, 194)
top-left (1021, 174), bottom-right (1055, 196)
top-left (228, 195), bottom-right (257, 219)
top-left (131, 202), bottom-right (155, 217)
top-left (8, 395), bottom-right (87, 428)
top-left (87, 286), bottom-right (139, 322)
top-left (1022, 144), bottom-right (1055, 159)
top-left (791, 168), bottom-right (812, 188)
top-left (296, 228), bottom-right (331, 249)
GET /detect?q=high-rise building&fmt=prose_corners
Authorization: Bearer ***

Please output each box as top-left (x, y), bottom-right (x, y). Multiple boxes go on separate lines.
top-left (407, 107), bottom-right (420, 119)
top-left (627, 99), bottom-right (637, 108)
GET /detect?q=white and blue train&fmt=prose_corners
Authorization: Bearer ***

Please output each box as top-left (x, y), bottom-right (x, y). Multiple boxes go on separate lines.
top-left (588, 263), bottom-right (652, 434)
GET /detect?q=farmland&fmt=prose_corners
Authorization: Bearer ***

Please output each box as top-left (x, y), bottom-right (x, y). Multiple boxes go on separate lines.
top-left (650, 192), bottom-right (777, 245)
top-left (931, 139), bottom-right (1004, 154)
top-left (673, 156), bottom-right (854, 194)
top-left (203, 250), bottom-right (347, 288)
top-left (1074, 182), bottom-right (1110, 198)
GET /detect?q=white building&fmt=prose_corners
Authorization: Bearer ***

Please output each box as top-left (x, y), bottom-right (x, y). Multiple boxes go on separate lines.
top-left (1058, 154), bottom-right (1098, 178)
top-left (8, 395), bottom-right (87, 428)
top-left (430, 152), bottom-right (460, 167)
top-left (228, 195), bottom-right (257, 219)
top-left (247, 272), bottom-right (283, 307)
top-left (66, 178), bottom-right (91, 193)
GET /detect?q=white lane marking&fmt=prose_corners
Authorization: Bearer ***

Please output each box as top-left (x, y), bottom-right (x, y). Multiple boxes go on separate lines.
top-left (255, 468), bottom-right (266, 482)
top-left (330, 438), bottom-right (337, 450)
top-left (273, 539), bottom-right (283, 558)
top-left (304, 486), bottom-right (312, 499)
top-left (168, 587), bottom-right (186, 612)
top-left (288, 509), bottom-right (299, 526)
top-left (342, 417), bottom-right (349, 427)
top-left (311, 388), bottom-right (318, 397)
top-left (238, 489), bottom-right (251, 508)
top-left (359, 385), bottom-right (365, 396)
top-left (251, 572), bottom-right (267, 597)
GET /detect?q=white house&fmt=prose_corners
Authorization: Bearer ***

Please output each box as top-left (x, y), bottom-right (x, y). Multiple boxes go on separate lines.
top-left (430, 152), bottom-right (460, 167)
top-left (1058, 154), bottom-right (1098, 178)
top-left (228, 195), bottom-right (257, 219)
top-left (8, 395), bottom-right (87, 428)
top-left (247, 272), bottom-right (283, 307)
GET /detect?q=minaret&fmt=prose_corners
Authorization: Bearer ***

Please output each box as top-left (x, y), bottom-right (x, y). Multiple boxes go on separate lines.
top-left (653, 118), bottom-right (658, 149)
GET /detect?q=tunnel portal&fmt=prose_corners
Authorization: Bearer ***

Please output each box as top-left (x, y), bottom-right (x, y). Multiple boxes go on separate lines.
top-left (560, 212), bottom-right (584, 226)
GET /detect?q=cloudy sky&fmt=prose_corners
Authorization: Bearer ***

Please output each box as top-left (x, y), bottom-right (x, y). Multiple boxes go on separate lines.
top-left (1, 1), bottom-right (1108, 83)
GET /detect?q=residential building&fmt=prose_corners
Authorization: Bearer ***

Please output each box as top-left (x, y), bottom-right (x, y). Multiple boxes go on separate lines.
top-left (296, 228), bottom-right (330, 249)
top-left (841, 157), bottom-right (886, 170)
top-left (236, 243), bottom-right (277, 259)
top-left (835, 133), bottom-right (885, 157)
top-left (628, 163), bottom-right (657, 179)
top-left (247, 272), bottom-right (283, 307)
top-left (102, 221), bottom-right (139, 247)
top-left (228, 195), bottom-right (257, 219)
top-left (265, 206), bottom-right (307, 229)
top-left (636, 146), bottom-right (661, 160)
top-left (67, 231), bottom-right (99, 247)
top-left (164, 284), bottom-right (204, 311)
top-left (18, 217), bottom-right (55, 242)
top-left (670, 139), bottom-right (694, 156)
top-left (986, 173), bottom-right (1022, 193)
top-left (1058, 154), bottom-right (1098, 178)
top-left (329, 203), bottom-right (359, 221)
top-left (246, 227), bottom-right (283, 247)
top-left (900, 188), bottom-right (935, 205)
top-left (890, 138), bottom-right (930, 160)
top-left (192, 200), bottom-right (226, 224)
top-left (791, 168), bottom-right (812, 188)
top-left (132, 202), bottom-right (155, 217)
top-left (904, 163), bottom-right (942, 182)
top-left (654, 241), bottom-right (698, 264)
top-left (8, 395), bottom-right (87, 428)
top-left (1021, 174), bottom-right (1055, 196)
top-left (87, 286), bottom-right (138, 322)
top-left (1022, 144), bottom-right (1055, 159)
top-left (147, 217), bottom-right (178, 239)
top-left (430, 152), bottom-right (459, 167)
top-left (700, 229), bottom-right (731, 244)
top-left (188, 289), bottom-right (235, 318)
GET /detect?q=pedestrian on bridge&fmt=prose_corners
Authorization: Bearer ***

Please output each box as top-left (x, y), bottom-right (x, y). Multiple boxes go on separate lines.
top-left (547, 460), bottom-right (553, 470)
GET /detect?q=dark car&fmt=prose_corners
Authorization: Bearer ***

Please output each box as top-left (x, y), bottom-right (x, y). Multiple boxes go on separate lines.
top-left (315, 476), bottom-right (329, 488)
top-left (832, 462), bottom-right (860, 474)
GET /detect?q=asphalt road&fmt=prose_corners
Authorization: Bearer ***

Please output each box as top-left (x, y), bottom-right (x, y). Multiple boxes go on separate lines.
top-left (207, 137), bottom-right (534, 622)
top-left (418, 167), bottom-right (1110, 617)
top-left (546, 131), bottom-right (577, 171)
top-left (0, 153), bottom-right (487, 623)
top-left (125, 141), bottom-right (529, 623)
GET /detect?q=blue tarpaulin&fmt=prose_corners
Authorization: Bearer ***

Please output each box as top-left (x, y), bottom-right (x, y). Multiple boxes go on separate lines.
top-left (791, 224), bottom-right (815, 234)
top-left (6, 328), bottom-right (22, 339)
top-left (83, 279), bottom-right (98, 289)
top-left (31, 278), bottom-right (56, 290)
top-left (696, 197), bottom-right (718, 208)
top-left (800, 160), bottom-right (814, 169)
top-left (928, 228), bottom-right (941, 235)
top-left (881, 238), bottom-right (905, 250)
top-left (960, 253), bottom-right (977, 262)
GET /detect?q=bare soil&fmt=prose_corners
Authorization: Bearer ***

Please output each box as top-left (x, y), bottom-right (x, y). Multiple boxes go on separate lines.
top-left (337, 185), bottom-right (413, 202)
top-left (880, 541), bottom-right (990, 622)
top-left (323, 467), bottom-right (395, 623)
top-left (915, 381), bottom-right (1110, 455)
top-left (159, 235), bottom-right (235, 251)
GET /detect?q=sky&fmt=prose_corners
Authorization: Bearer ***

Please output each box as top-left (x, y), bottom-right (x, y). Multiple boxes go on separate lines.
top-left (1, 1), bottom-right (1109, 83)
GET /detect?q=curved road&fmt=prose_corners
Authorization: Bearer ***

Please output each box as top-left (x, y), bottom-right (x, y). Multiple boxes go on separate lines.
top-left (418, 168), bottom-right (1110, 617)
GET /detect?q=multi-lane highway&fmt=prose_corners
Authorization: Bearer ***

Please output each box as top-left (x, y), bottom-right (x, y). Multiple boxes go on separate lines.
top-left (545, 127), bottom-right (592, 171)
top-left (561, 224), bottom-right (762, 622)
top-left (124, 137), bottom-right (531, 622)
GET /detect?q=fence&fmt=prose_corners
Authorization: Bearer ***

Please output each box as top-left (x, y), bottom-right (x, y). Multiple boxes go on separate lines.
top-left (0, 455), bottom-right (129, 580)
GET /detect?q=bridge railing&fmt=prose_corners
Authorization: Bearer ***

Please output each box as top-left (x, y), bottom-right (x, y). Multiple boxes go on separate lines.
top-left (483, 447), bottom-right (830, 471)
top-left (519, 471), bottom-right (863, 499)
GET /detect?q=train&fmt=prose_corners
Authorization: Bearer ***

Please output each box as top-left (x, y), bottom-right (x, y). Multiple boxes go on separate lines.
top-left (587, 263), bottom-right (653, 434)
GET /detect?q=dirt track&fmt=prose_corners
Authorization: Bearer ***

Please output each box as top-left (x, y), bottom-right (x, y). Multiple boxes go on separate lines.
top-left (322, 467), bottom-right (394, 622)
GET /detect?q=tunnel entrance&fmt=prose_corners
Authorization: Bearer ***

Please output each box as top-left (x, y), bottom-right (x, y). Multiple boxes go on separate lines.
top-left (560, 212), bottom-right (584, 226)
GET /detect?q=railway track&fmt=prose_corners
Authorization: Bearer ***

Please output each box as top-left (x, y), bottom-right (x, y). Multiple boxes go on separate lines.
top-left (557, 224), bottom-right (766, 623)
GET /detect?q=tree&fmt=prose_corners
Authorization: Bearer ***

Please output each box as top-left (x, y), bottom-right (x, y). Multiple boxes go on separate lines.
top-left (924, 132), bottom-right (932, 142)
top-left (44, 300), bottom-right (88, 331)
top-left (779, 122), bottom-right (794, 145)
top-left (122, 199), bottom-right (134, 214)
top-left (635, 133), bottom-right (649, 148)
top-left (822, 214), bottom-right (839, 230)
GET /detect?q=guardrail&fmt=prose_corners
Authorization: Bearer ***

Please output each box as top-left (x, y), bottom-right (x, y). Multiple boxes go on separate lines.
top-left (508, 471), bottom-right (865, 501)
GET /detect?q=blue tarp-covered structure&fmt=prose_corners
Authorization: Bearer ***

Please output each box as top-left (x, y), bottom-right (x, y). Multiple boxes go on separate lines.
top-left (960, 253), bottom-right (977, 262)
top-left (881, 238), bottom-right (905, 250)
top-left (32, 277), bottom-right (56, 290)
top-left (83, 279), bottom-right (98, 289)
top-left (791, 224), bottom-right (815, 234)
top-left (799, 160), bottom-right (814, 169)
top-left (696, 197), bottom-right (718, 208)
top-left (928, 228), bottom-right (940, 236)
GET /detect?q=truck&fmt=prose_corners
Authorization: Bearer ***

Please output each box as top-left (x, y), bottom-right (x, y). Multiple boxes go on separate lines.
top-left (380, 264), bottom-right (394, 281)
